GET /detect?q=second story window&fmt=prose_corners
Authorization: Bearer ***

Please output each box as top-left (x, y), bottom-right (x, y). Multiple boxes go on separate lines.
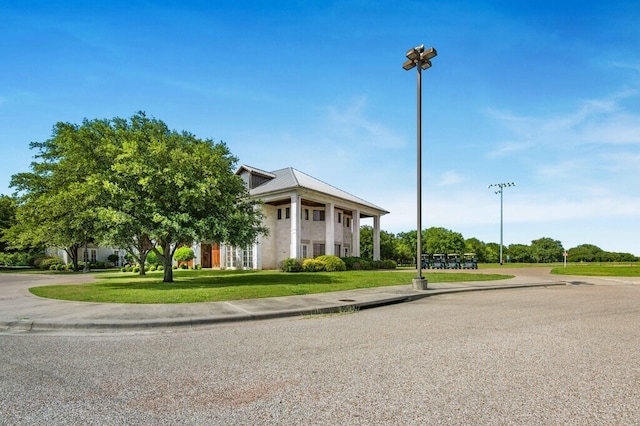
top-left (313, 210), bottom-right (325, 221)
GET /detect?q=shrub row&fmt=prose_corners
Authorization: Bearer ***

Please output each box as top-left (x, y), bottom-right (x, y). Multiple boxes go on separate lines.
top-left (342, 257), bottom-right (397, 270)
top-left (280, 255), bottom-right (347, 272)
top-left (281, 256), bottom-right (397, 272)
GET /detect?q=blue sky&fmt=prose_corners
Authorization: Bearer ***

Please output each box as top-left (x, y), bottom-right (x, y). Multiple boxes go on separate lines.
top-left (1, 0), bottom-right (639, 255)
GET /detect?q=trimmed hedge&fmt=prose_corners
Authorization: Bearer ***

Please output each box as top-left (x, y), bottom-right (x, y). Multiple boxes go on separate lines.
top-left (315, 255), bottom-right (346, 272)
top-left (280, 258), bottom-right (303, 272)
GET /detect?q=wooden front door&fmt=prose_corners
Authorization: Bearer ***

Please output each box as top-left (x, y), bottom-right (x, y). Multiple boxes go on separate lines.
top-left (211, 244), bottom-right (220, 268)
top-left (201, 244), bottom-right (212, 268)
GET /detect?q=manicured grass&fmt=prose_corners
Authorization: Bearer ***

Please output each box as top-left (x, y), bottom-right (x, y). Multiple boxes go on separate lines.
top-left (551, 263), bottom-right (640, 277)
top-left (28, 269), bottom-right (513, 304)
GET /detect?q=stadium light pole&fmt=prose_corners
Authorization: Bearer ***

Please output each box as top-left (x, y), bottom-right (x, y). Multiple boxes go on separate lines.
top-left (488, 182), bottom-right (516, 265)
top-left (403, 44), bottom-right (437, 290)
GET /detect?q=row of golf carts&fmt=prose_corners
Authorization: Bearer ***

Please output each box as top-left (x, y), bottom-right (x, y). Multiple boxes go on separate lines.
top-left (421, 253), bottom-right (478, 269)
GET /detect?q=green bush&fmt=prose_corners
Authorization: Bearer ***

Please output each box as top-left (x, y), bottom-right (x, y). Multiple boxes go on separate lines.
top-left (124, 265), bottom-right (132, 272)
top-left (315, 255), bottom-right (346, 272)
top-left (302, 258), bottom-right (325, 272)
top-left (280, 258), bottom-right (303, 272)
top-left (37, 256), bottom-right (64, 270)
top-left (0, 251), bottom-right (36, 267)
top-left (146, 248), bottom-right (162, 266)
top-left (148, 265), bottom-right (157, 271)
top-left (158, 265), bottom-right (164, 271)
top-left (174, 246), bottom-right (195, 265)
top-left (342, 257), bottom-right (373, 270)
top-left (120, 267), bottom-right (126, 272)
top-left (195, 264), bottom-right (202, 270)
top-left (132, 266), bottom-right (140, 273)
top-left (107, 254), bottom-right (119, 264)
top-left (172, 265), bottom-right (178, 270)
top-left (179, 263), bottom-right (188, 269)
top-left (371, 259), bottom-right (397, 270)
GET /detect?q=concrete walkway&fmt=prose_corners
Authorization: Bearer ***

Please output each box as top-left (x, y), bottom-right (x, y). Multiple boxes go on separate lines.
top-left (0, 268), bottom-right (577, 332)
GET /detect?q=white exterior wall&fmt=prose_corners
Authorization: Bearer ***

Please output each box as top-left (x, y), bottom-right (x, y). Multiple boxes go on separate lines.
top-left (259, 204), bottom-right (279, 269)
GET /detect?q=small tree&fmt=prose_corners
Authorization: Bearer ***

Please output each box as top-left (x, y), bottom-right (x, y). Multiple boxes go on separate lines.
top-left (174, 246), bottom-right (195, 268)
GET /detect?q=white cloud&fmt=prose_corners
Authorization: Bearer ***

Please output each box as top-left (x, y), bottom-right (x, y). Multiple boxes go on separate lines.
top-left (323, 96), bottom-right (406, 149)
top-left (437, 170), bottom-right (464, 186)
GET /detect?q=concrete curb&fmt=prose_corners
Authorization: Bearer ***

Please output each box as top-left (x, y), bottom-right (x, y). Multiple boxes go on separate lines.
top-left (0, 281), bottom-right (568, 333)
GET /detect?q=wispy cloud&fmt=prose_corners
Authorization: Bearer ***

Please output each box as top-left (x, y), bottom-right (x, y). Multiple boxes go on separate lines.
top-left (437, 170), bottom-right (464, 186)
top-left (324, 96), bottom-right (406, 149)
top-left (487, 85), bottom-right (640, 155)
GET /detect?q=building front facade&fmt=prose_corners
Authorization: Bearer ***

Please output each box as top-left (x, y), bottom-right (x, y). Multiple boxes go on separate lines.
top-left (192, 165), bottom-right (389, 270)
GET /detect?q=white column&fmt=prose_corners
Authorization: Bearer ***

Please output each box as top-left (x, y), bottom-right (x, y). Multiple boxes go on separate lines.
top-left (290, 194), bottom-right (301, 259)
top-left (353, 209), bottom-right (361, 257)
top-left (373, 215), bottom-right (381, 261)
top-left (325, 202), bottom-right (335, 255)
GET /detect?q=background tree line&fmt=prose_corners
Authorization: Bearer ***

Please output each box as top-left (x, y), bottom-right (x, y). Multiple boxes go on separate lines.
top-left (359, 225), bottom-right (638, 264)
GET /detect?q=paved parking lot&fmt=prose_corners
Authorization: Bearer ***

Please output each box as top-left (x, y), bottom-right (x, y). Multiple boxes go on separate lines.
top-left (2, 278), bottom-right (639, 425)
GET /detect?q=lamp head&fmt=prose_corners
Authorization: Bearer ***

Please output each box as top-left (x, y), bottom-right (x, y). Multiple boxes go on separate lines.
top-left (402, 59), bottom-right (416, 70)
top-left (405, 44), bottom-right (425, 61)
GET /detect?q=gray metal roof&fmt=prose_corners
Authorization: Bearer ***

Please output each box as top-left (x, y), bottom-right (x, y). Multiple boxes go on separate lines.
top-left (238, 165), bottom-right (389, 215)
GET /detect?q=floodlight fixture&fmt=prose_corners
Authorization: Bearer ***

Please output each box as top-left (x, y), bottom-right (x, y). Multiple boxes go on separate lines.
top-left (420, 60), bottom-right (432, 70)
top-left (405, 44), bottom-right (425, 61)
top-left (421, 47), bottom-right (437, 61)
top-left (402, 59), bottom-right (416, 70)
top-left (488, 182), bottom-right (517, 265)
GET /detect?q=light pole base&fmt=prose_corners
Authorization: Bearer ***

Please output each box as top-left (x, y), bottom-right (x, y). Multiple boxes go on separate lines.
top-left (412, 277), bottom-right (428, 290)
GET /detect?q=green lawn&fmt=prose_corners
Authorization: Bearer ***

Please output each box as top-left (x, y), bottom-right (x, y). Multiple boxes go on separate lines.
top-left (551, 263), bottom-right (640, 277)
top-left (28, 269), bottom-right (513, 304)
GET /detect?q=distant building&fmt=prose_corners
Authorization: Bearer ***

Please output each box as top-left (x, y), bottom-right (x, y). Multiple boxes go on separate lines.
top-left (46, 244), bottom-right (124, 267)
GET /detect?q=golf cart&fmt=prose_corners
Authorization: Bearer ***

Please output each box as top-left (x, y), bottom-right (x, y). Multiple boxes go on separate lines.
top-left (463, 253), bottom-right (478, 269)
top-left (431, 254), bottom-right (446, 269)
top-left (446, 253), bottom-right (461, 269)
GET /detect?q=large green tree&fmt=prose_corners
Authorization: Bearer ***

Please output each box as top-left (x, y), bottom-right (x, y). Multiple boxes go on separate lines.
top-left (9, 112), bottom-right (267, 282)
top-left (359, 225), bottom-right (396, 260)
top-left (424, 227), bottom-right (465, 255)
top-left (530, 237), bottom-right (564, 263)
top-left (0, 195), bottom-right (17, 252)
top-left (9, 120), bottom-right (110, 270)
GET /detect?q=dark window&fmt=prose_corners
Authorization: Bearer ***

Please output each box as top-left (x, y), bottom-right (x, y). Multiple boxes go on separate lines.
top-left (285, 207), bottom-right (290, 219)
top-left (338, 212), bottom-right (342, 223)
top-left (313, 210), bottom-right (325, 221)
top-left (277, 208), bottom-right (282, 220)
top-left (305, 209), bottom-right (309, 220)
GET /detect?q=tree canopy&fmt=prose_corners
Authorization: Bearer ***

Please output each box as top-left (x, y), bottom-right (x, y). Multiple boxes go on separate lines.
top-left (8, 112), bottom-right (267, 281)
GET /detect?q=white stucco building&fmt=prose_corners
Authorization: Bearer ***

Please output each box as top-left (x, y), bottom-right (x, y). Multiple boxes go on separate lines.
top-left (193, 165), bottom-right (389, 270)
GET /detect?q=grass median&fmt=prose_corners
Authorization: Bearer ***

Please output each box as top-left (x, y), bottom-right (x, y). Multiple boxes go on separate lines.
top-left (551, 263), bottom-right (640, 277)
top-left (28, 269), bottom-right (513, 304)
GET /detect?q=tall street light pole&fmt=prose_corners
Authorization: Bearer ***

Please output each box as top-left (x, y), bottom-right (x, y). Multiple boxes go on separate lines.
top-left (488, 182), bottom-right (516, 265)
top-left (403, 44), bottom-right (437, 290)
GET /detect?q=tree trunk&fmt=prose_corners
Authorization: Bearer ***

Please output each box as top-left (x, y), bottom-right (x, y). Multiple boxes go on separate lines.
top-left (138, 251), bottom-right (148, 276)
top-left (66, 243), bottom-right (81, 271)
top-left (161, 241), bottom-right (174, 283)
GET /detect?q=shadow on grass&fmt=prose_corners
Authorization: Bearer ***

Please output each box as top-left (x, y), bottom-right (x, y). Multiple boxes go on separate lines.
top-left (96, 270), bottom-right (338, 291)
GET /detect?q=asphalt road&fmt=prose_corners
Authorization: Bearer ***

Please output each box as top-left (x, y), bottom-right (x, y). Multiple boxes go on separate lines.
top-left (2, 279), bottom-right (640, 425)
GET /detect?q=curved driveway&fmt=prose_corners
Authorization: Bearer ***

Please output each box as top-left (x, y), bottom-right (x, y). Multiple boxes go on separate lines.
top-left (1, 268), bottom-right (639, 424)
top-left (0, 267), bottom-right (567, 332)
